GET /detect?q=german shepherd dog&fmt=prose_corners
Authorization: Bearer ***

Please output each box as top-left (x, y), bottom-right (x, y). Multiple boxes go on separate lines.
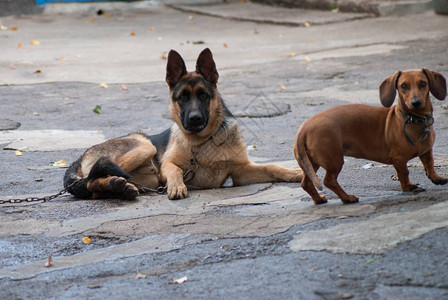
top-left (64, 48), bottom-right (302, 200)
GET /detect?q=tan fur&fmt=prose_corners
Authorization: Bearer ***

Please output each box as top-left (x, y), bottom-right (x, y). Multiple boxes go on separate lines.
top-left (294, 69), bottom-right (447, 204)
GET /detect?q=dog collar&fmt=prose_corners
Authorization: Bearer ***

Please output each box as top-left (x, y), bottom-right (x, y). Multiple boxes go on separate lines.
top-left (401, 111), bottom-right (434, 146)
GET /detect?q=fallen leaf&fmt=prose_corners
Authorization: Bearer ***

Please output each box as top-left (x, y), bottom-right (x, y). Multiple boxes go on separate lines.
top-left (161, 52), bottom-right (168, 60)
top-left (31, 40), bottom-right (40, 45)
top-left (57, 57), bottom-right (65, 61)
top-left (150, 26), bottom-right (156, 31)
top-left (34, 70), bottom-right (42, 75)
top-left (173, 276), bottom-right (188, 284)
top-left (11, 26), bottom-right (18, 31)
top-left (136, 267), bottom-right (147, 279)
top-left (310, 39), bottom-right (315, 43)
top-left (93, 105), bottom-right (102, 114)
top-left (44, 256), bottom-right (52, 268)
top-left (99, 83), bottom-right (108, 88)
top-left (52, 160), bottom-right (66, 166)
top-left (280, 83), bottom-right (286, 92)
top-left (82, 237), bottom-right (91, 244)
top-left (130, 30), bottom-right (135, 36)
top-left (103, 13), bottom-right (111, 17)
top-left (363, 258), bottom-right (375, 264)
top-left (223, 42), bottom-right (228, 48)
top-left (192, 41), bottom-right (205, 45)
top-left (18, 43), bottom-right (23, 49)
top-left (89, 18), bottom-right (95, 22)
top-left (14, 150), bottom-right (23, 156)
top-left (305, 56), bottom-right (311, 62)
top-left (289, 52), bottom-right (296, 57)
top-left (121, 84), bottom-right (128, 91)
top-left (304, 22), bottom-right (311, 27)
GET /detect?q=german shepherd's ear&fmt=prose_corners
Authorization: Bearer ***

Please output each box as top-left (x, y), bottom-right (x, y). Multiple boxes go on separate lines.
top-left (423, 69), bottom-right (447, 100)
top-left (196, 48), bottom-right (219, 86)
top-left (166, 50), bottom-right (187, 89)
top-left (379, 71), bottom-right (401, 107)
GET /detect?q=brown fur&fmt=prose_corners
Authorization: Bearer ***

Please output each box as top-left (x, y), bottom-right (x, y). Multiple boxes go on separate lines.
top-left (65, 48), bottom-right (302, 200)
top-left (294, 69), bottom-right (447, 204)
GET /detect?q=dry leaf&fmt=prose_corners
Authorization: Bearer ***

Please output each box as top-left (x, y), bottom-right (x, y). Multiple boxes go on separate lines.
top-left (161, 52), bottom-right (168, 60)
top-left (289, 52), bottom-right (296, 57)
top-left (31, 40), bottom-right (40, 45)
top-left (34, 70), bottom-right (42, 75)
top-left (57, 57), bottom-right (65, 61)
top-left (14, 150), bottom-right (23, 156)
top-left (150, 26), bottom-right (156, 31)
top-left (304, 22), bottom-right (311, 28)
top-left (99, 83), bottom-right (108, 88)
top-left (11, 26), bottom-right (18, 31)
top-left (173, 276), bottom-right (188, 284)
top-left (136, 267), bottom-right (147, 279)
top-left (103, 13), bottom-right (111, 17)
top-left (279, 84), bottom-right (286, 92)
top-left (52, 160), bottom-right (66, 166)
top-left (305, 56), bottom-right (311, 62)
top-left (310, 39), bottom-right (315, 43)
top-left (130, 30), bottom-right (135, 36)
top-left (45, 256), bottom-right (52, 268)
top-left (82, 237), bottom-right (91, 244)
top-left (121, 84), bottom-right (128, 91)
top-left (89, 18), bottom-right (95, 22)
top-left (223, 42), bottom-right (228, 48)
top-left (18, 43), bottom-right (23, 49)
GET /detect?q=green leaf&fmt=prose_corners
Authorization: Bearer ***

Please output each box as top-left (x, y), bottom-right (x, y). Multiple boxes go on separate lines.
top-left (93, 105), bottom-right (102, 114)
top-left (363, 258), bottom-right (375, 264)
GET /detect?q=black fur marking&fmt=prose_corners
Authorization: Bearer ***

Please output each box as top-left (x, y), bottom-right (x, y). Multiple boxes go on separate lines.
top-left (147, 128), bottom-right (171, 166)
top-left (87, 157), bottom-right (130, 181)
top-left (63, 157), bottom-right (92, 199)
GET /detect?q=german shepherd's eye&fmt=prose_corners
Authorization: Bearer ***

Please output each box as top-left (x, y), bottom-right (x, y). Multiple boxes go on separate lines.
top-left (199, 92), bottom-right (209, 101)
top-left (419, 81), bottom-right (427, 89)
top-left (400, 83), bottom-right (408, 90)
top-left (176, 90), bottom-right (190, 102)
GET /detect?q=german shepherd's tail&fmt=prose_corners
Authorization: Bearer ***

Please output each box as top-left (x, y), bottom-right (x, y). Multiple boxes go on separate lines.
top-left (294, 130), bottom-right (323, 191)
top-left (63, 157), bottom-right (130, 198)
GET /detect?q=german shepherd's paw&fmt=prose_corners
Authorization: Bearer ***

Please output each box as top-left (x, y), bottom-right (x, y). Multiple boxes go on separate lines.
top-left (167, 183), bottom-right (188, 200)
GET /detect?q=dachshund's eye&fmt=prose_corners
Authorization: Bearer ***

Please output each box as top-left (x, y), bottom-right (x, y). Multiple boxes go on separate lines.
top-left (400, 83), bottom-right (408, 90)
top-left (419, 81), bottom-right (427, 88)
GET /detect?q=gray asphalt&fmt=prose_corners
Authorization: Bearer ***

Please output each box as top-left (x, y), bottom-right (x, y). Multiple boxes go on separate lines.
top-left (1, 2), bottom-right (448, 299)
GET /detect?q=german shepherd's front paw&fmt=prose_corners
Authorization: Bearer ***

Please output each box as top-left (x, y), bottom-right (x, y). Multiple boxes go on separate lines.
top-left (167, 183), bottom-right (188, 200)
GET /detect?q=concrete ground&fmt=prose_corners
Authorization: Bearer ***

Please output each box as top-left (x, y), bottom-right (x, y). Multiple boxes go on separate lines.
top-left (1, 1), bottom-right (448, 299)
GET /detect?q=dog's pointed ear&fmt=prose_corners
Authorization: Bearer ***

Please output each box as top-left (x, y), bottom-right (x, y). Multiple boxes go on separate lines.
top-left (423, 69), bottom-right (447, 100)
top-left (379, 71), bottom-right (401, 107)
top-left (196, 48), bottom-right (219, 86)
top-left (166, 50), bottom-right (187, 89)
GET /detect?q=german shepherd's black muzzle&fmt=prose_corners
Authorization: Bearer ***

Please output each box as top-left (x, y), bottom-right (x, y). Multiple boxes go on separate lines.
top-left (181, 98), bottom-right (210, 133)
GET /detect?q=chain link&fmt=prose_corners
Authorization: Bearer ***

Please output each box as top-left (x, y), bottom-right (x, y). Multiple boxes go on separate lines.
top-left (0, 180), bottom-right (79, 206)
top-left (1, 147), bottom-right (202, 205)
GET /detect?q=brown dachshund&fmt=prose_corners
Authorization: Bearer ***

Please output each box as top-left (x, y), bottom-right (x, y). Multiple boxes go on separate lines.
top-left (294, 69), bottom-right (447, 204)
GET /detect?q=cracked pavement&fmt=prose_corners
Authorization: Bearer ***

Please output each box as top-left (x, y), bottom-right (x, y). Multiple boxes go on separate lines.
top-left (1, 2), bottom-right (448, 299)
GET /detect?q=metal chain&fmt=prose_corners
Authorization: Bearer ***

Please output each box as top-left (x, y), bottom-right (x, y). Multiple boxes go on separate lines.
top-left (1, 147), bottom-right (202, 205)
top-left (0, 180), bottom-right (79, 206)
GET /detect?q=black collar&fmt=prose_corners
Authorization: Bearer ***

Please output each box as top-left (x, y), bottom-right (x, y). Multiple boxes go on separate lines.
top-left (401, 110), bottom-right (434, 146)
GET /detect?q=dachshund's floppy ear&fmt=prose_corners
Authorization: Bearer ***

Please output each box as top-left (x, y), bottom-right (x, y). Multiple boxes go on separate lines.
top-left (379, 71), bottom-right (401, 107)
top-left (423, 69), bottom-right (447, 100)
top-left (166, 50), bottom-right (187, 89)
